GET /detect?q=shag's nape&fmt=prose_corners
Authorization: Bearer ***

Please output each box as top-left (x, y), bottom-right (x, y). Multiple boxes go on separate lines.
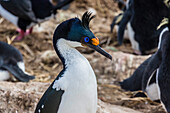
top-left (82, 11), bottom-right (96, 29)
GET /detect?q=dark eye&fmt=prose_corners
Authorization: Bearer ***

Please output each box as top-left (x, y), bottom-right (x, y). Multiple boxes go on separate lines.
top-left (84, 37), bottom-right (89, 42)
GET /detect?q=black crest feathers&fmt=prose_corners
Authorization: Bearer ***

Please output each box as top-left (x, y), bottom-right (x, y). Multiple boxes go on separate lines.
top-left (82, 11), bottom-right (95, 29)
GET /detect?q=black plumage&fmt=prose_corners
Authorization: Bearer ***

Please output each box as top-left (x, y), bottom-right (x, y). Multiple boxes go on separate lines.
top-left (120, 57), bottom-right (153, 91)
top-left (0, 0), bottom-right (37, 22)
top-left (115, 0), bottom-right (126, 9)
top-left (111, 0), bottom-right (170, 55)
top-left (81, 11), bottom-right (95, 29)
top-left (0, 41), bottom-right (35, 82)
top-left (142, 30), bottom-right (170, 112)
top-left (117, 5), bottom-right (132, 45)
top-left (110, 0), bottom-right (133, 44)
top-left (0, 0), bottom-right (74, 40)
top-left (35, 17), bottom-right (75, 113)
top-left (35, 70), bottom-right (65, 113)
top-left (121, 17), bottom-right (170, 112)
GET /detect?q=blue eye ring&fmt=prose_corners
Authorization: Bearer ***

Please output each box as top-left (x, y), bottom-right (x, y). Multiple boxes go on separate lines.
top-left (84, 37), bottom-right (89, 42)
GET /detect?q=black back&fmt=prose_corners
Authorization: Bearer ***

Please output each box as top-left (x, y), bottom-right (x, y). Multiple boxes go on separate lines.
top-left (31, 0), bottom-right (54, 19)
top-left (0, 41), bottom-right (35, 82)
top-left (131, 0), bottom-right (169, 53)
top-left (0, 0), bottom-right (37, 22)
top-left (1, 0), bottom-right (74, 31)
top-left (0, 41), bottom-right (23, 63)
top-left (117, 3), bottom-right (133, 45)
top-left (116, 0), bottom-right (169, 54)
top-left (17, 0), bottom-right (55, 31)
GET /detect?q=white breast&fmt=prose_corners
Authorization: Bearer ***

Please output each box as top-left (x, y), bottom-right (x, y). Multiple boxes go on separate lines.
top-left (52, 39), bottom-right (97, 113)
top-left (0, 70), bottom-right (10, 81)
top-left (146, 83), bottom-right (159, 101)
top-left (145, 70), bottom-right (159, 100)
top-left (56, 58), bottom-right (97, 113)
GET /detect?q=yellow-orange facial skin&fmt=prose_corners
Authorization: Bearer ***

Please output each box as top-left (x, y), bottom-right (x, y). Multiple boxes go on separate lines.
top-left (80, 36), bottom-right (112, 60)
top-left (91, 37), bottom-right (99, 46)
top-left (81, 37), bottom-right (99, 47)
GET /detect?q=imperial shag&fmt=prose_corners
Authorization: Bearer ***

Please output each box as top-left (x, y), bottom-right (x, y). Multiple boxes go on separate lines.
top-left (0, 41), bottom-right (35, 82)
top-left (35, 11), bottom-right (112, 113)
top-left (0, 0), bottom-right (73, 40)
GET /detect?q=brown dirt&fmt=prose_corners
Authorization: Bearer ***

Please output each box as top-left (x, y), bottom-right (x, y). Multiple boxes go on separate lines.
top-left (0, 0), bottom-right (165, 113)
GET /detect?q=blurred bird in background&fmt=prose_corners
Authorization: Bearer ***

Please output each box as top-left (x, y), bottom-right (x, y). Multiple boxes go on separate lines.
top-left (0, 41), bottom-right (35, 82)
top-left (0, 0), bottom-right (74, 40)
top-left (111, 0), bottom-right (170, 55)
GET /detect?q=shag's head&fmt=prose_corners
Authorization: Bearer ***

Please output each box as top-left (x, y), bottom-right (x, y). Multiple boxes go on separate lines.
top-left (53, 11), bottom-right (112, 60)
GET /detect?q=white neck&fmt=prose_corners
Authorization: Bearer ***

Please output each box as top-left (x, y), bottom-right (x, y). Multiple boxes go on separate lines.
top-left (56, 39), bottom-right (84, 68)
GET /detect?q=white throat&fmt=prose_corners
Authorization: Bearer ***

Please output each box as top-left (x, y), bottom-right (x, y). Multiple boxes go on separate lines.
top-left (56, 39), bottom-right (83, 67)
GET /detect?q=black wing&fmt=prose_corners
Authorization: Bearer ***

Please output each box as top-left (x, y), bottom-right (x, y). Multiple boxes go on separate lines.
top-left (142, 50), bottom-right (162, 91)
top-left (117, 8), bottom-right (132, 45)
top-left (1, 63), bottom-right (35, 82)
top-left (0, 0), bottom-right (37, 22)
top-left (35, 85), bottom-right (64, 113)
top-left (120, 56), bottom-right (152, 91)
top-left (35, 70), bottom-right (65, 113)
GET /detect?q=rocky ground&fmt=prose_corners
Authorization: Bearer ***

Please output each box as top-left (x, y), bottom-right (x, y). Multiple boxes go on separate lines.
top-left (0, 0), bottom-right (166, 113)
